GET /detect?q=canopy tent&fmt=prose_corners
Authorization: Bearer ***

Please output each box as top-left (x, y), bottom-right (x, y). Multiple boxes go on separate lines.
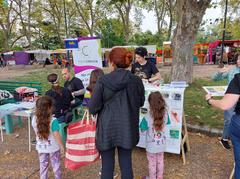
top-left (25, 49), bottom-right (51, 62)
top-left (3, 51), bottom-right (14, 55)
top-left (209, 40), bottom-right (240, 63)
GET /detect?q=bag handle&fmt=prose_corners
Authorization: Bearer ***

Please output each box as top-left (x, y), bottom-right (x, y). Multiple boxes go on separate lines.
top-left (81, 109), bottom-right (97, 125)
top-left (80, 109), bottom-right (88, 125)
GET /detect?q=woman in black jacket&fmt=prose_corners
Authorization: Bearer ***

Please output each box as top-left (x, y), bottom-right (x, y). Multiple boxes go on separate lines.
top-left (88, 48), bottom-right (145, 179)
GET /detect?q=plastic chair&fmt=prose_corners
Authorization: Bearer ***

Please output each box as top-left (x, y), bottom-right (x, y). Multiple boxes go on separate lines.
top-left (59, 105), bottom-right (85, 145)
top-left (3, 115), bottom-right (23, 134)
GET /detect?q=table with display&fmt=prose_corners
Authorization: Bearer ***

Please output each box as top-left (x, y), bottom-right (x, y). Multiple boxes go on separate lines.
top-left (137, 83), bottom-right (190, 164)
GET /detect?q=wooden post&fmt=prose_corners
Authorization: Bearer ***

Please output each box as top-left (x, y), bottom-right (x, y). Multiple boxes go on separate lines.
top-left (229, 163), bottom-right (235, 179)
top-left (181, 112), bottom-right (190, 165)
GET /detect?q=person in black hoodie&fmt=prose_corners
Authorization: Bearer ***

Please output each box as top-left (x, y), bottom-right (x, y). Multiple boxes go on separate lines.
top-left (88, 48), bottom-right (145, 179)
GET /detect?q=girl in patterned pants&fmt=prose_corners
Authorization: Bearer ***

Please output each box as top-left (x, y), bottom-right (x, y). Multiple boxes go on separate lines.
top-left (32, 96), bottom-right (64, 179)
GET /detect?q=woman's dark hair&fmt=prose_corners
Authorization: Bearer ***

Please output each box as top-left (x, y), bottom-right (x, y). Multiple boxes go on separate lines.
top-left (135, 47), bottom-right (148, 58)
top-left (35, 96), bottom-right (53, 140)
top-left (87, 68), bottom-right (104, 93)
top-left (148, 91), bottom-right (166, 131)
top-left (47, 73), bottom-right (62, 96)
top-left (109, 47), bottom-right (133, 68)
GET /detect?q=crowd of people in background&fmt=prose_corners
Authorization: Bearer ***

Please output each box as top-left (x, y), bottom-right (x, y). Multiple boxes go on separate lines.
top-left (203, 49), bottom-right (239, 65)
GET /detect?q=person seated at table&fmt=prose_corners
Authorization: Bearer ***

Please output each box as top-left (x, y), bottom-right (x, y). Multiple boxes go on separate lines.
top-left (46, 73), bottom-right (73, 123)
top-left (131, 47), bottom-right (162, 83)
top-left (62, 68), bottom-right (85, 108)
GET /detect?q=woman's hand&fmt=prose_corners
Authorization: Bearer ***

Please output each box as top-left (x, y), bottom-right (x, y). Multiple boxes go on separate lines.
top-left (219, 66), bottom-right (229, 73)
top-left (205, 93), bottom-right (212, 101)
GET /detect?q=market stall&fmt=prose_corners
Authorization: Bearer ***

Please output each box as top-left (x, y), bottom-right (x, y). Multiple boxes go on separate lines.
top-left (26, 49), bottom-right (51, 63)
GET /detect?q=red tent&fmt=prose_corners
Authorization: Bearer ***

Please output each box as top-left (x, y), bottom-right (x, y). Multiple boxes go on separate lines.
top-left (209, 40), bottom-right (240, 63)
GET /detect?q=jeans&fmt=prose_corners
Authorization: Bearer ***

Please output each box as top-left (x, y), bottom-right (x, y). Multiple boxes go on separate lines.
top-left (71, 98), bottom-right (82, 109)
top-left (223, 107), bottom-right (235, 139)
top-left (39, 150), bottom-right (61, 179)
top-left (100, 147), bottom-right (133, 179)
top-left (147, 152), bottom-right (164, 179)
top-left (230, 114), bottom-right (240, 179)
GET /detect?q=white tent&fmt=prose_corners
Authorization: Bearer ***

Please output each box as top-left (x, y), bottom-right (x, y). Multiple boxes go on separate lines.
top-left (25, 49), bottom-right (51, 62)
top-left (3, 51), bottom-right (14, 55)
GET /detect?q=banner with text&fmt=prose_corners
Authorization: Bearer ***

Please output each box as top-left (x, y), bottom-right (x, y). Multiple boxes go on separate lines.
top-left (72, 37), bottom-right (102, 87)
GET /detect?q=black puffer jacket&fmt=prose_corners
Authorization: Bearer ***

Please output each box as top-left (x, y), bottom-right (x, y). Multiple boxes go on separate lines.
top-left (88, 68), bottom-right (145, 151)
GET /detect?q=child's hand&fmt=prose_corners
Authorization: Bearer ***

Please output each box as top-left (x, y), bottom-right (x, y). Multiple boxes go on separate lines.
top-left (60, 145), bottom-right (65, 155)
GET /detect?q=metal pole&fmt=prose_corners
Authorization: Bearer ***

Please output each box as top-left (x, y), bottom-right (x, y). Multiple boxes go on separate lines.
top-left (219, 0), bottom-right (228, 68)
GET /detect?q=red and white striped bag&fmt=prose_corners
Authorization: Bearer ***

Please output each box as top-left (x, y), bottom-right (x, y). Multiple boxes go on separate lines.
top-left (65, 109), bottom-right (99, 170)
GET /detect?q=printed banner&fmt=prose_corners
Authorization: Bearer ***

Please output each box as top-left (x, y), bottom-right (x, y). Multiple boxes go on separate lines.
top-left (137, 83), bottom-right (185, 154)
top-left (72, 37), bottom-right (102, 87)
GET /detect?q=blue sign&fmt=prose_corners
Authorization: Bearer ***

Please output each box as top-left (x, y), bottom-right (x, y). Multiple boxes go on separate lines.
top-left (65, 39), bottom-right (78, 49)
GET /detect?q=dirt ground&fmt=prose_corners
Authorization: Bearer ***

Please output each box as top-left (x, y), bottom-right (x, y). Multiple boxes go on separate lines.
top-left (0, 119), bottom-right (234, 179)
top-left (0, 64), bottom-right (235, 178)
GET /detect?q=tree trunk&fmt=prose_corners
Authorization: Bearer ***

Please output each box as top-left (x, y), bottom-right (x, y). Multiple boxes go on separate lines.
top-left (171, 0), bottom-right (211, 83)
top-left (167, 0), bottom-right (173, 40)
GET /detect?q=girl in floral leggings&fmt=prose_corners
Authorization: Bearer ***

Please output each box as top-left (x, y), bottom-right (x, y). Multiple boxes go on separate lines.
top-left (32, 96), bottom-right (64, 179)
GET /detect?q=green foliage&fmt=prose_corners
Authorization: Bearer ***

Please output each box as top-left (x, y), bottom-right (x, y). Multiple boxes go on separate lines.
top-left (11, 45), bottom-right (23, 51)
top-left (0, 30), bottom-right (4, 51)
top-left (33, 35), bottom-right (62, 50)
top-left (129, 31), bottom-right (166, 48)
top-left (96, 18), bottom-right (126, 48)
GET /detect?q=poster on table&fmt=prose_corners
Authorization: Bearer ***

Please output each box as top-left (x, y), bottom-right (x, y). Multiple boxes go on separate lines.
top-left (65, 37), bottom-right (102, 87)
top-left (137, 83), bottom-right (185, 154)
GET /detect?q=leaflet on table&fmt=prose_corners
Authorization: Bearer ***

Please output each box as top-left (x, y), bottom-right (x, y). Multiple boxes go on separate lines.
top-left (137, 84), bottom-right (185, 154)
top-left (203, 86), bottom-right (227, 96)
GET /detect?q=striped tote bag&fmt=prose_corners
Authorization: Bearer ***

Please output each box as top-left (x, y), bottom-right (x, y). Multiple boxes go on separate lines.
top-left (65, 109), bottom-right (99, 170)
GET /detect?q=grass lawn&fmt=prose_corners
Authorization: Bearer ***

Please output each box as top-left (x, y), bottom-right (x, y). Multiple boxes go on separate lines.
top-left (184, 78), bottom-right (227, 129)
top-left (14, 69), bottom-right (227, 129)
